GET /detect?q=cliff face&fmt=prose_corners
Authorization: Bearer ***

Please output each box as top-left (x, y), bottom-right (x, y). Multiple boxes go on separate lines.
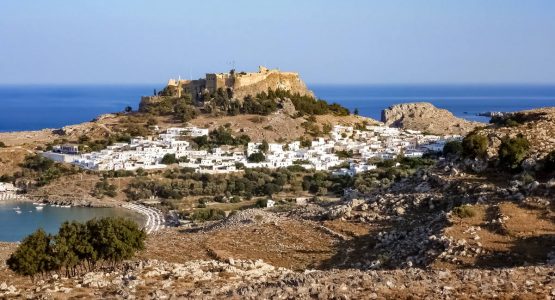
top-left (233, 71), bottom-right (314, 100)
top-left (381, 102), bottom-right (480, 135)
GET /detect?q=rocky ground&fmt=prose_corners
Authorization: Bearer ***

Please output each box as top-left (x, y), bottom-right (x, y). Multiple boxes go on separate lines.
top-left (381, 102), bottom-right (481, 135)
top-left (1, 159), bottom-right (553, 299)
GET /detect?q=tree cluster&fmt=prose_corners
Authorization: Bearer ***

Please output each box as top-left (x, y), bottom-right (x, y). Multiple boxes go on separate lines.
top-left (125, 166), bottom-right (350, 201)
top-left (92, 178), bottom-right (117, 198)
top-left (141, 95), bottom-right (198, 122)
top-left (205, 88), bottom-right (350, 117)
top-left (7, 217), bottom-right (145, 280)
top-left (192, 126), bottom-right (251, 149)
top-left (490, 112), bottom-right (546, 127)
top-left (18, 155), bottom-right (81, 186)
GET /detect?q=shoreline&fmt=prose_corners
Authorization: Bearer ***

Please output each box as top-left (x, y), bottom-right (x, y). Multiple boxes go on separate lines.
top-left (0, 194), bottom-right (166, 235)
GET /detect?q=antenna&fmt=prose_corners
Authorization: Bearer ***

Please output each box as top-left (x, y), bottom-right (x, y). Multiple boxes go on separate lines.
top-left (227, 60), bottom-right (236, 71)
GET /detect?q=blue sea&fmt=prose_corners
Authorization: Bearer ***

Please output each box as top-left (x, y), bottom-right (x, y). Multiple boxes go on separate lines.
top-left (1, 84), bottom-right (555, 132)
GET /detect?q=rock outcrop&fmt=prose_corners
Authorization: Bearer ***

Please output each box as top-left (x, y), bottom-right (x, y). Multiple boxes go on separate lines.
top-left (381, 102), bottom-right (480, 135)
top-left (478, 107), bottom-right (555, 159)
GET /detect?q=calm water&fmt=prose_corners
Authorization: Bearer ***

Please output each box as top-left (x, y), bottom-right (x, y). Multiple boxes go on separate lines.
top-left (0, 200), bottom-right (145, 242)
top-left (0, 85), bottom-right (154, 132)
top-left (1, 84), bottom-right (555, 131)
top-left (312, 85), bottom-right (555, 122)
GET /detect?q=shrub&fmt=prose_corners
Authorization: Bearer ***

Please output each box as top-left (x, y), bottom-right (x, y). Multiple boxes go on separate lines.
top-left (498, 135), bottom-right (530, 169)
top-left (161, 154), bottom-right (177, 165)
top-left (462, 133), bottom-right (488, 158)
top-left (452, 205), bottom-right (476, 218)
top-left (335, 150), bottom-right (353, 159)
top-left (247, 152), bottom-right (266, 163)
top-left (189, 208), bottom-right (226, 222)
top-left (255, 199), bottom-right (268, 208)
top-left (543, 150), bottom-right (555, 172)
top-left (0, 141), bottom-right (6, 148)
top-left (443, 140), bottom-right (463, 157)
top-left (92, 179), bottom-right (117, 198)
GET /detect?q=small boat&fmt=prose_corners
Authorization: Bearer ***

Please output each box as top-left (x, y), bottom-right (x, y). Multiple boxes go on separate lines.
top-left (35, 206), bottom-right (44, 210)
top-left (15, 211), bottom-right (22, 214)
top-left (61, 205), bottom-right (71, 208)
top-left (13, 206), bottom-right (20, 210)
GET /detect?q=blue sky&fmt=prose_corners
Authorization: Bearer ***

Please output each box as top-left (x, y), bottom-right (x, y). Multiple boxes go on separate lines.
top-left (1, 0), bottom-right (554, 85)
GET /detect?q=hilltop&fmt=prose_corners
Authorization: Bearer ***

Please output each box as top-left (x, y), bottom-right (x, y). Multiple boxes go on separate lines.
top-left (140, 66), bottom-right (314, 111)
top-left (382, 102), bottom-right (481, 135)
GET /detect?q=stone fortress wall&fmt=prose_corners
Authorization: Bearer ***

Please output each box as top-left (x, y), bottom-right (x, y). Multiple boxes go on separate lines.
top-left (166, 66), bottom-right (314, 100)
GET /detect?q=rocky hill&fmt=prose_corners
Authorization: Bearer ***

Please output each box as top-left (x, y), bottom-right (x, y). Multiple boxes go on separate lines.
top-left (381, 102), bottom-right (480, 135)
top-left (477, 107), bottom-right (555, 159)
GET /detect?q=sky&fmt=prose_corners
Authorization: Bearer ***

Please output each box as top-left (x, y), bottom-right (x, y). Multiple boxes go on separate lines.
top-left (1, 0), bottom-right (554, 85)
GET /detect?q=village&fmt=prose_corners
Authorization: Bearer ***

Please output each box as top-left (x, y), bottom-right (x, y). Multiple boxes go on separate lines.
top-left (41, 124), bottom-right (461, 176)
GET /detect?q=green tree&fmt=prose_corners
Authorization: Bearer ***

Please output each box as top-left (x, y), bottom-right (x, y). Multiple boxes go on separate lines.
top-left (462, 132), bottom-right (488, 158)
top-left (161, 153), bottom-right (177, 165)
top-left (7, 229), bottom-right (55, 280)
top-left (86, 218), bottom-right (146, 266)
top-left (248, 152), bottom-right (266, 163)
top-left (498, 135), bottom-right (530, 169)
top-left (259, 140), bottom-right (269, 153)
top-left (443, 140), bottom-right (463, 157)
top-left (353, 108), bottom-right (359, 115)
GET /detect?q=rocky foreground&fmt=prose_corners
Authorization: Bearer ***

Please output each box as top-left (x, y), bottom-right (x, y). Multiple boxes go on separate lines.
top-left (1, 258), bottom-right (553, 299)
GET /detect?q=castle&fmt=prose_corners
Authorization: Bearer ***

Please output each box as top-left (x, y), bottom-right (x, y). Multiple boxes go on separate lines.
top-left (164, 66), bottom-right (313, 100)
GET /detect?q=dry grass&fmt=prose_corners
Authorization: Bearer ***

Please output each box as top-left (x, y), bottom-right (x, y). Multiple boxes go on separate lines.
top-left (140, 220), bottom-right (339, 270)
top-left (442, 201), bottom-right (555, 268)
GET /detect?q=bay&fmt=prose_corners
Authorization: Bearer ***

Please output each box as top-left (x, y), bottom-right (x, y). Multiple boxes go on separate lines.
top-left (0, 200), bottom-right (144, 242)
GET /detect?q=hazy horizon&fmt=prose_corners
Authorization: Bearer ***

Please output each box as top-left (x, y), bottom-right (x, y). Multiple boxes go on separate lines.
top-left (1, 0), bottom-right (554, 85)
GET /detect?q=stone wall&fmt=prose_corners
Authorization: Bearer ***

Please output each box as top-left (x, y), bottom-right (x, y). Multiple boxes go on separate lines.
top-left (155, 66), bottom-right (314, 103)
top-left (233, 72), bottom-right (313, 100)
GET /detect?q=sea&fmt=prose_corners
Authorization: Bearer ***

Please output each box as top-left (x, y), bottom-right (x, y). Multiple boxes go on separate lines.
top-left (0, 200), bottom-right (144, 242)
top-left (1, 84), bottom-right (555, 132)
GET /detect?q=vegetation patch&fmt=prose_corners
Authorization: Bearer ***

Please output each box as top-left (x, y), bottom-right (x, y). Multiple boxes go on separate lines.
top-left (462, 132), bottom-right (488, 158)
top-left (452, 204), bottom-right (476, 218)
top-left (189, 208), bottom-right (226, 222)
top-left (498, 134), bottom-right (530, 170)
top-left (7, 217), bottom-right (145, 280)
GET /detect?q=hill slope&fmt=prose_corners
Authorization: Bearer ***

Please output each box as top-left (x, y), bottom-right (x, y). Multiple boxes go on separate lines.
top-left (382, 102), bottom-right (480, 135)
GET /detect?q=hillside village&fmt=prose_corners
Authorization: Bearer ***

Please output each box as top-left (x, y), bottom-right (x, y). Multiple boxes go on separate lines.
top-left (41, 124), bottom-right (460, 175)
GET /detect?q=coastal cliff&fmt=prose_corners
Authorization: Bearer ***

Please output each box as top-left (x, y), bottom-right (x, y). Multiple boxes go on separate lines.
top-left (381, 102), bottom-right (480, 135)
